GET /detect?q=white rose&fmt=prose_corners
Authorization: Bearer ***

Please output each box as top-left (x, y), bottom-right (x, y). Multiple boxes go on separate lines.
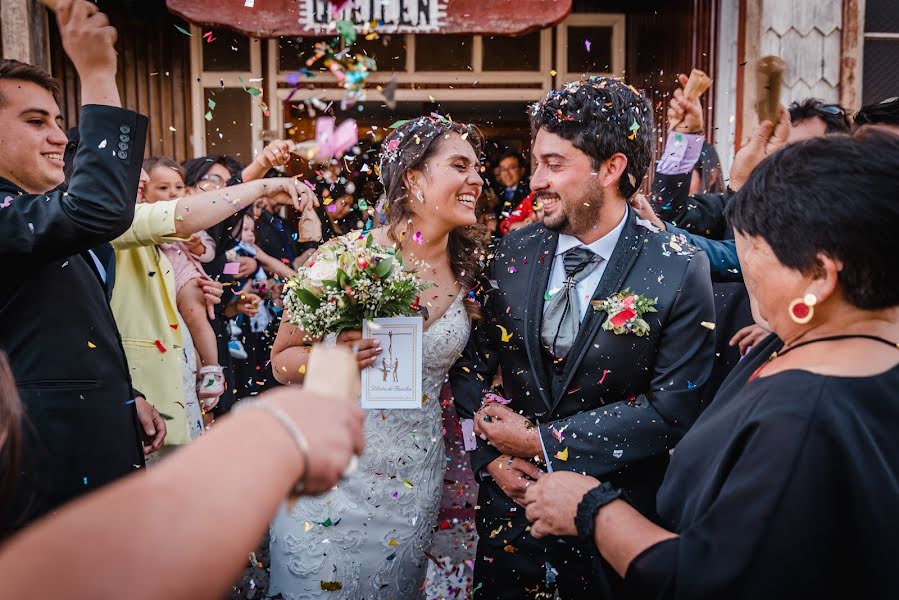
top-left (305, 257), bottom-right (339, 287)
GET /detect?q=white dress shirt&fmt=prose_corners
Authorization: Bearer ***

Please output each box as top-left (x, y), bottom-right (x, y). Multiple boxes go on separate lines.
top-left (543, 207), bottom-right (628, 320)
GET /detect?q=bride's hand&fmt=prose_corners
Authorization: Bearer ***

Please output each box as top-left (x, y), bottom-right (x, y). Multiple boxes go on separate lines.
top-left (335, 330), bottom-right (382, 369)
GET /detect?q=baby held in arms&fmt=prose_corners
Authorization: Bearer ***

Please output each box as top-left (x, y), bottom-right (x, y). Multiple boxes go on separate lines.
top-left (143, 157), bottom-right (225, 405)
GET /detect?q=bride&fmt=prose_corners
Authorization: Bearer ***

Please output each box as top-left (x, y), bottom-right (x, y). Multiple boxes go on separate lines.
top-left (268, 116), bottom-right (486, 598)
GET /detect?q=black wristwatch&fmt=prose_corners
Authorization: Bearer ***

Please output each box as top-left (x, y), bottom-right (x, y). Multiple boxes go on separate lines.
top-left (575, 482), bottom-right (622, 543)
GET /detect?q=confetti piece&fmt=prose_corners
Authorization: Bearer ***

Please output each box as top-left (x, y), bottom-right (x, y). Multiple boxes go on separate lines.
top-left (460, 418), bottom-right (476, 451)
top-left (203, 31), bottom-right (216, 43)
top-left (700, 321), bottom-right (716, 330)
top-left (584, 39), bottom-right (592, 52)
top-left (412, 231), bottom-right (423, 245)
top-left (599, 368), bottom-right (611, 384)
top-left (223, 262), bottom-right (241, 275)
top-left (87, 341), bottom-right (96, 349)
top-left (496, 325), bottom-right (513, 343)
top-left (244, 0), bottom-right (254, 6)
top-left (402, 479), bottom-right (414, 489)
top-left (154, 340), bottom-right (167, 353)
top-left (98, 139), bottom-right (107, 149)
top-left (0, 196), bottom-right (12, 208)
top-left (320, 581), bottom-right (342, 591)
top-left (503, 544), bottom-right (518, 553)
top-left (507, 266), bottom-right (518, 274)
top-left (304, 522), bottom-right (314, 532)
top-left (387, 539), bottom-right (400, 546)
top-left (174, 24), bottom-right (192, 36)
top-left (550, 69), bottom-right (558, 76)
top-left (555, 447), bottom-right (569, 461)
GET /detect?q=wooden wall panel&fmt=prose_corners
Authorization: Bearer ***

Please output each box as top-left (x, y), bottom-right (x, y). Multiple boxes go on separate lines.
top-left (48, 1), bottom-right (194, 162)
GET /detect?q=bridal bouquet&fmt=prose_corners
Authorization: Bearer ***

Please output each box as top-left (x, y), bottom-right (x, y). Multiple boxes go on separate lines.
top-left (283, 233), bottom-right (432, 338)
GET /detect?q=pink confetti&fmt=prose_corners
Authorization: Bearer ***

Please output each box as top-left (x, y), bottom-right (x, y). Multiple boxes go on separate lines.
top-left (585, 39), bottom-right (592, 53)
top-left (326, 204), bottom-right (337, 214)
top-left (460, 419), bottom-right (476, 451)
top-left (599, 369), bottom-right (611, 384)
top-left (412, 231), bottom-right (423, 244)
top-left (0, 196), bottom-right (12, 208)
top-left (386, 139), bottom-right (400, 152)
top-left (507, 266), bottom-right (517, 274)
top-left (223, 262), bottom-right (241, 275)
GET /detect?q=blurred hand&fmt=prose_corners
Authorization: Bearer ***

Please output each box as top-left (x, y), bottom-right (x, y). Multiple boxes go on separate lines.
top-left (184, 234), bottom-right (206, 256)
top-left (56, 0), bottom-right (118, 80)
top-left (486, 455), bottom-right (544, 507)
top-left (268, 386), bottom-right (365, 495)
top-left (335, 330), bottom-right (382, 369)
top-left (474, 402), bottom-right (541, 458)
top-left (730, 108), bottom-right (791, 191)
top-left (234, 291), bottom-right (261, 317)
top-left (667, 73), bottom-right (704, 134)
top-left (135, 396), bottom-right (166, 455)
top-left (236, 256), bottom-right (257, 280)
top-left (523, 471), bottom-right (600, 538)
top-left (729, 323), bottom-right (771, 356)
top-left (251, 177), bottom-right (319, 214)
top-left (254, 139), bottom-right (296, 170)
top-left (195, 278), bottom-right (224, 319)
top-left (628, 193), bottom-right (666, 231)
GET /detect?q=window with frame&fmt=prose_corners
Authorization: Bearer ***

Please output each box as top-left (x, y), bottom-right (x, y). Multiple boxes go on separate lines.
top-left (862, 0), bottom-right (899, 105)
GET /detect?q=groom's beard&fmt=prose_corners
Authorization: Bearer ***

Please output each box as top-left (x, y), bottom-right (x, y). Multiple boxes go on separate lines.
top-left (540, 187), bottom-right (606, 236)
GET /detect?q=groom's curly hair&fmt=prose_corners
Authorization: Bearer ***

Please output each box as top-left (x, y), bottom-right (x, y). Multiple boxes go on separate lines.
top-left (378, 116), bottom-right (488, 320)
top-left (530, 77), bottom-right (654, 198)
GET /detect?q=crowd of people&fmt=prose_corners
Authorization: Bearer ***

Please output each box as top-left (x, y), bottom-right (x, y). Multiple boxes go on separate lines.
top-left (0, 2), bottom-right (897, 599)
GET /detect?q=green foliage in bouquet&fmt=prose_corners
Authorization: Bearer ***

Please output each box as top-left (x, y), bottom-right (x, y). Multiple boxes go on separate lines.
top-left (283, 233), bottom-right (433, 338)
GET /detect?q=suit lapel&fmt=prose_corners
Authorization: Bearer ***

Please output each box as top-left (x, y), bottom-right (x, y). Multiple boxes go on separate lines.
top-left (552, 210), bottom-right (648, 409)
top-left (522, 226), bottom-right (558, 411)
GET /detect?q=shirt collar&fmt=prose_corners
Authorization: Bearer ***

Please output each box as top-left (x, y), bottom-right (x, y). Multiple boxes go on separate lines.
top-left (554, 206), bottom-right (628, 261)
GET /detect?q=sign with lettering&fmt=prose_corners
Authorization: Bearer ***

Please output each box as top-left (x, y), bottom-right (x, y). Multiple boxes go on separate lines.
top-left (304, 0), bottom-right (445, 33)
top-left (166, 0), bottom-right (571, 37)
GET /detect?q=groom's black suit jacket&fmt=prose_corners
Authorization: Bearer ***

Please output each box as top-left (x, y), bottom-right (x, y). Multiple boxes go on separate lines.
top-left (450, 209), bottom-right (715, 546)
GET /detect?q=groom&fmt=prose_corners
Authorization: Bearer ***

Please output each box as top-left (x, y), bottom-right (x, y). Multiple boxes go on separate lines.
top-left (451, 79), bottom-right (715, 598)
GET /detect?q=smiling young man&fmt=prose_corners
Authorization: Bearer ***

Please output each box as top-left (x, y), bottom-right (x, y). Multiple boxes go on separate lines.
top-left (0, 0), bottom-right (159, 535)
top-left (451, 78), bottom-right (716, 598)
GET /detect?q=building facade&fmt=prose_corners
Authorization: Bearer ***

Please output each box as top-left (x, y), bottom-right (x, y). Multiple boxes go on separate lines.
top-left (1, 0), bottom-right (896, 176)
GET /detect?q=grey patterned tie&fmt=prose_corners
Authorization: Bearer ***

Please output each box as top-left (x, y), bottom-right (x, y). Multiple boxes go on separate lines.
top-left (541, 247), bottom-right (602, 359)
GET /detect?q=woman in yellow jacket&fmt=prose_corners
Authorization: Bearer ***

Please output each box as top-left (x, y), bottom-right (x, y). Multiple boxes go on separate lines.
top-left (110, 164), bottom-right (316, 448)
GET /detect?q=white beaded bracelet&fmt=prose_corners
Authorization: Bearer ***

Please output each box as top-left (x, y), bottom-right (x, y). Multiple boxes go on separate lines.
top-left (235, 400), bottom-right (310, 497)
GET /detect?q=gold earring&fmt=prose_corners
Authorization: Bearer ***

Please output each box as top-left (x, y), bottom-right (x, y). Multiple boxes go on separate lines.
top-left (788, 293), bottom-right (817, 325)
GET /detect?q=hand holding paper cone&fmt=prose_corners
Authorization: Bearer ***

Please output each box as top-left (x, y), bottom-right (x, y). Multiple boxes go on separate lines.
top-left (756, 55), bottom-right (786, 125)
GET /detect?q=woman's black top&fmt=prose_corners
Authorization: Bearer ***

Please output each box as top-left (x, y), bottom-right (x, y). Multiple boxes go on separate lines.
top-left (625, 333), bottom-right (899, 598)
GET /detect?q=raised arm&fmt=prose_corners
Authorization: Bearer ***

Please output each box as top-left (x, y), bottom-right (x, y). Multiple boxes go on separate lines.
top-left (0, 1), bottom-right (147, 263)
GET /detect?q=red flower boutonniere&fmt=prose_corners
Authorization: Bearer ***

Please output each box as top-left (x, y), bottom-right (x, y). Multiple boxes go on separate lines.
top-left (591, 289), bottom-right (658, 336)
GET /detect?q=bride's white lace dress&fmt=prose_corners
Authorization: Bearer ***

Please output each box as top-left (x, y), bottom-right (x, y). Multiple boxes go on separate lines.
top-left (268, 293), bottom-right (470, 599)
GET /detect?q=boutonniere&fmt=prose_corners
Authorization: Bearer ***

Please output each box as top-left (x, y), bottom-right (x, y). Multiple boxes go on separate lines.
top-left (591, 289), bottom-right (658, 336)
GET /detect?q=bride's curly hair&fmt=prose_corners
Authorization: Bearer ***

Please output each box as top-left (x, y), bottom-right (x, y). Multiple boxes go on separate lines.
top-left (378, 116), bottom-right (487, 320)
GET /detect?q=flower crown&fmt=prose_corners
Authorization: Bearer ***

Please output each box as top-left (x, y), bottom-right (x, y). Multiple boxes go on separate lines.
top-left (376, 113), bottom-right (478, 182)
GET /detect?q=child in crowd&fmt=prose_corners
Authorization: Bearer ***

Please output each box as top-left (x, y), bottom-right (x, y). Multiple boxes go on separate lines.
top-left (142, 157), bottom-right (226, 403)
top-left (225, 214), bottom-right (296, 397)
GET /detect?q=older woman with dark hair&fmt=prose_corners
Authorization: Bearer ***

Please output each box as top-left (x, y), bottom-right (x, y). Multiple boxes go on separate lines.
top-left (522, 128), bottom-right (899, 598)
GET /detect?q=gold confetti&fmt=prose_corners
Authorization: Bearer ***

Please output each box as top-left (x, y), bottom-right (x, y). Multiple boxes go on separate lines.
top-left (87, 341), bottom-right (96, 349)
top-left (320, 581), bottom-right (343, 591)
top-left (700, 321), bottom-right (716, 330)
top-left (555, 447), bottom-right (569, 461)
top-left (304, 522), bottom-right (314, 532)
top-left (402, 479), bottom-right (414, 489)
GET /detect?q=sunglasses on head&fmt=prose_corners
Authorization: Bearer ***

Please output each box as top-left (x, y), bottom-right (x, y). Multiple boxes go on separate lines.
top-left (818, 104), bottom-right (845, 115)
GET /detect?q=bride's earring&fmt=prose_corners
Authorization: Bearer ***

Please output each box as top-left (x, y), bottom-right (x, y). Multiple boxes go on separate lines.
top-left (788, 293), bottom-right (817, 325)
top-left (415, 188), bottom-right (424, 203)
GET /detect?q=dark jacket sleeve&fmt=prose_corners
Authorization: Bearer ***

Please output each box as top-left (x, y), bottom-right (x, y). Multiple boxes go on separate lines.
top-left (624, 391), bottom-right (833, 599)
top-left (666, 225), bottom-right (742, 283)
top-left (654, 172), bottom-right (730, 239)
top-left (539, 251), bottom-right (716, 477)
top-left (0, 105), bottom-right (147, 263)
top-left (449, 256), bottom-right (502, 476)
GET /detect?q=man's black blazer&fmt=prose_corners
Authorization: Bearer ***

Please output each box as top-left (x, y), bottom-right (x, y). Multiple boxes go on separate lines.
top-left (450, 208), bottom-right (715, 544)
top-left (0, 105), bottom-right (148, 533)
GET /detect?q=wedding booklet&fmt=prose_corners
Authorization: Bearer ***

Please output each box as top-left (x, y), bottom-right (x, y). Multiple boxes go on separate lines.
top-left (361, 316), bottom-right (423, 409)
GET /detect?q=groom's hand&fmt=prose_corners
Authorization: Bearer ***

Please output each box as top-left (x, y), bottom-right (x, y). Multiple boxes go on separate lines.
top-left (474, 402), bottom-right (542, 458)
top-left (486, 455), bottom-right (544, 506)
